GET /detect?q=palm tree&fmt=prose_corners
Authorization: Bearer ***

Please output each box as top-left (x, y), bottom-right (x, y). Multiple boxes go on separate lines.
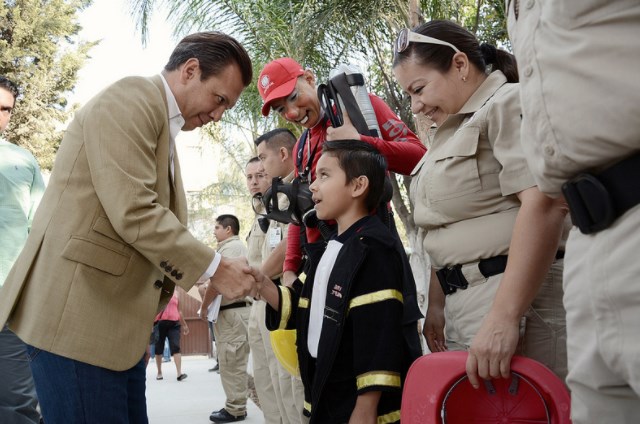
top-left (127, 0), bottom-right (509, 307)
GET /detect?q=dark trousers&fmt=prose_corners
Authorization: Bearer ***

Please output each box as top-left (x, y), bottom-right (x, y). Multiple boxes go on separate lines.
top-left (26, 346), bottom-right (148, 424)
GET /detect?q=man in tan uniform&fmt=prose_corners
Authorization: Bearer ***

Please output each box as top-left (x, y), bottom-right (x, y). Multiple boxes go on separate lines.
top-left (244, 156), bottom-right (284, 423)
top-left (209, 214), bottom-right (251, 423)
top-left (254, 129), bottom-right (306, 424)
top-left (507, 1), bottom-right (640, 422)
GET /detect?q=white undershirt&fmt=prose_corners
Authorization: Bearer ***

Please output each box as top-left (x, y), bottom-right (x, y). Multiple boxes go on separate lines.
top-left (307, 240), bottom-right (344, 358)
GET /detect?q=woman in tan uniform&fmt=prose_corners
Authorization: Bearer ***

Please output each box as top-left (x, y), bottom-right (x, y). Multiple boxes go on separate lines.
top-left (393, 20), bottom-right (570, 388)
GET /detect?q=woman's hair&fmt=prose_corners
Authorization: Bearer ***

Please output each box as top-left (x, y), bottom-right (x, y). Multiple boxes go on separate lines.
top-left (393, 20), bottom-right (518, 83)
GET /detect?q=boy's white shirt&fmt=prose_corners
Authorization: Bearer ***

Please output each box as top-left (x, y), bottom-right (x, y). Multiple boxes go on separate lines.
top-left (307, 239), bottom-right (344, 358)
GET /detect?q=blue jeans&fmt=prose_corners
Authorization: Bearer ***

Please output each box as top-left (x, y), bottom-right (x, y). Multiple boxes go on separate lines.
top-left (0, 325), bottom-right (39, 424)
top-left (26, 346), bottom-right (148, 424)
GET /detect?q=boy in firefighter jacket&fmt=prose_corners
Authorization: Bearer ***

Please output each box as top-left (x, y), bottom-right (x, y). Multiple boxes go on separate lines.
top-left (249, 140), bottom-right (420, 423)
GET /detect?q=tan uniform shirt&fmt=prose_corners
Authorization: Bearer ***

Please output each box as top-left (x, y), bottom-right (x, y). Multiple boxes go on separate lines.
top-left (411, 71), bottom-right (535, 268)
top-left (260, 172), bottom-right (292, 278)
top-left (217, 236), bottom-right (248, 307)
top-left (246, 219), bottom-right (266, 269)
top-left (506, 0), bottom-right (640, 195)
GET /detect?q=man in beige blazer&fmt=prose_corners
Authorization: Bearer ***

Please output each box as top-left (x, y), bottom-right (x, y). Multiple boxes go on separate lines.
top-left (0, 31), bottom-right (254, 423)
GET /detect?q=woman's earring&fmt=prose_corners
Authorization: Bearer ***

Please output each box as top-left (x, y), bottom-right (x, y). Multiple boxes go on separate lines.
top-left (462, 76), bottom-right (467, 82)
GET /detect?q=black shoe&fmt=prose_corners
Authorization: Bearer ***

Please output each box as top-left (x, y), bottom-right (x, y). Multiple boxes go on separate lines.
top-left (209, 363), bottom-right (219, 372)
top-left (209, 408), bottom-right (246, 423)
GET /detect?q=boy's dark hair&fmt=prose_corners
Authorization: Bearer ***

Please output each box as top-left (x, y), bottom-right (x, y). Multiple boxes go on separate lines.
top-left (322, 140), bottom-right (388, 212)
top-left (0, 76), bottom-right (19, 105)
top-left (216, 214), bottom-right (240, 235)
top-left (246, 156), bottom-right (260, 166)
top-left (165, 31), bottom-right (253, 86)
top-left (255, 128), bottom-right (296, 153)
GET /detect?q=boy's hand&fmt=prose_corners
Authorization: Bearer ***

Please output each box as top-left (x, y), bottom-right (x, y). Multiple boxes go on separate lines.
top-left (348, 391), bottom-right (381, 424)
top-left (326, 110), bottom-right (361, 141)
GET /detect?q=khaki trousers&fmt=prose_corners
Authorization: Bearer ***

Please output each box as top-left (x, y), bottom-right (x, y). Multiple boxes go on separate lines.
top-left (248, 300), bottom-right (285, 423)
top-left (444, 258), bottom-right (567, 380)
top-left (248, 300), bottom-right (304, 423)
top-left (214, 305), bottom-right (251, 416)
top-left (564, 206), bottom-right (640, 423)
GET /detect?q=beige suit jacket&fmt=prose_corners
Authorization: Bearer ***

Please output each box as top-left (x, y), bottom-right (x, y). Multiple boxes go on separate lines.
top-left (0, 75), bottom-right (214, 371)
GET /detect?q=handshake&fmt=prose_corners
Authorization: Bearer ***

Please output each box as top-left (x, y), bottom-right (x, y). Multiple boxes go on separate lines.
top-left (207, 256), bottom-right (275, 303)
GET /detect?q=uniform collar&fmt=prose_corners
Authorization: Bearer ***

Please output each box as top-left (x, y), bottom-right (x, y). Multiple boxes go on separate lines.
top-left (457, 71), bottom-right (508, 115)
top-left (217, 235), bottom-right (240, 248)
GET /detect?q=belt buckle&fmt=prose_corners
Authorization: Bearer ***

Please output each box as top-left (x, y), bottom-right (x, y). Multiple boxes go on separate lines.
top-left (562, 173), bottom-right (615, 234)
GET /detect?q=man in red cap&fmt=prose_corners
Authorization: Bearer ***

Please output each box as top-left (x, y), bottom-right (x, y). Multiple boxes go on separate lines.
top-left (257, 57), bottom-right (426, 286)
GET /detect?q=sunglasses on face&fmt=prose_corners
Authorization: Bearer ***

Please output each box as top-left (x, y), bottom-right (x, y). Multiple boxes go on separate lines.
top-left (395, 28), bottom-right (460, 54)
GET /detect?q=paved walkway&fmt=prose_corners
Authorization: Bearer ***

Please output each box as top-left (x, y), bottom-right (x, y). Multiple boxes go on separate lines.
top-left (146, 355), bottom-right (263, 424)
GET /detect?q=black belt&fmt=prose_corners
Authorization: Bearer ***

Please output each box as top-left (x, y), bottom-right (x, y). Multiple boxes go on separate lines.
top-left (562, 152), bottom-right (640, 234)
top-left (437, 251), bottom-right (565, 296)
top-left (219, 302), bottom-right (250, 311)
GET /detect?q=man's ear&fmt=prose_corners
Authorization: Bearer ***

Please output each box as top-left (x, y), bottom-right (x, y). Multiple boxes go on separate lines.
top-left (181, 58), bottom-right (200, 83)
top-left (351, 175), bottom-right (370, 199)
top-left (279, 147), bottom-right (290, 162)
top-left (302, 69), bottom-right (316, 86)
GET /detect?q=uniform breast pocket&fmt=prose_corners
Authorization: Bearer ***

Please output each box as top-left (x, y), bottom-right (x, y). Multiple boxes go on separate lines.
top-left (428, 126), bottom-right (481, 202)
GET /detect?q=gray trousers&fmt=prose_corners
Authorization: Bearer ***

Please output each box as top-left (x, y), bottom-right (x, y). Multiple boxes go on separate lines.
top-left (0, 324), bottom-right (39, 424)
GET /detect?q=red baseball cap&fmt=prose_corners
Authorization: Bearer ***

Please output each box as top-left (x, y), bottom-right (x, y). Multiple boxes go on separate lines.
top-left (258, 58), bottom-right (305, 116)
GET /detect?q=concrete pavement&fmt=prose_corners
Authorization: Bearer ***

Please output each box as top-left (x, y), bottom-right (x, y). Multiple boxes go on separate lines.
top-left (146, 355), bottom-right (263, 424)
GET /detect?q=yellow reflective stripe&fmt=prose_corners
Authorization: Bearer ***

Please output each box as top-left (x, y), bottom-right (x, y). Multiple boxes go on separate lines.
top-left (279, 285), bottom-right (291, 330)
top-left (357, 371), bottom-right (401, 390)
top-left (348, 289), bottom-right (403, 312)
top-left (298, 272), bottom-right (307, 283)
top-left (377, 410), bottom-right (401, 424)
top-left (304, 400), bottom-right (312, 413)
top-left (298, 297), bottom-right (309, 308)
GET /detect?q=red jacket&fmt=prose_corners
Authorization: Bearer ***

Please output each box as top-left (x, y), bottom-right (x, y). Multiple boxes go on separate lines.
top-left (284, 94), bottom-right (426, 273)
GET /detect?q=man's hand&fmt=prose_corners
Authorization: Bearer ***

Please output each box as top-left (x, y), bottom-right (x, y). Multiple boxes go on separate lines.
top-left (209, 256), bottom-right (256, 300)
top-left (326, 110), bottom-right (361, 141)
top-left (466, 313), bottom-right (520, 389)
top-left (198, 307), bottom-right (207, 321)
top-left (423, 306), bottom-right (447, 353)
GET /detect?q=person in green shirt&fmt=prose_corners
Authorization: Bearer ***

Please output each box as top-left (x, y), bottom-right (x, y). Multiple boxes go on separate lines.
top-left (0, 75), bottom-right (45, 424)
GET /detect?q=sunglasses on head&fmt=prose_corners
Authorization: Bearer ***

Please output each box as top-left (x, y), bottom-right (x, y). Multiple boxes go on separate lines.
top-left (395, 28), bottom-right (460, 54)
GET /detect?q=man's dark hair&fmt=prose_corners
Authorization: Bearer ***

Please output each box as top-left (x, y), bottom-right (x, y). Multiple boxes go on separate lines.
top-left (164, 31), bottom-right (253, 86)
top-left (322, 140), bottom-right (388, 212)
top-left (255, 128), bottom-right (296, 153)
top-left (0, 76), bottom-right (19, 106)
top-left (246, 156), bottom-right (261, 166)
top-left (216, 214), bottom-right (240, 235)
